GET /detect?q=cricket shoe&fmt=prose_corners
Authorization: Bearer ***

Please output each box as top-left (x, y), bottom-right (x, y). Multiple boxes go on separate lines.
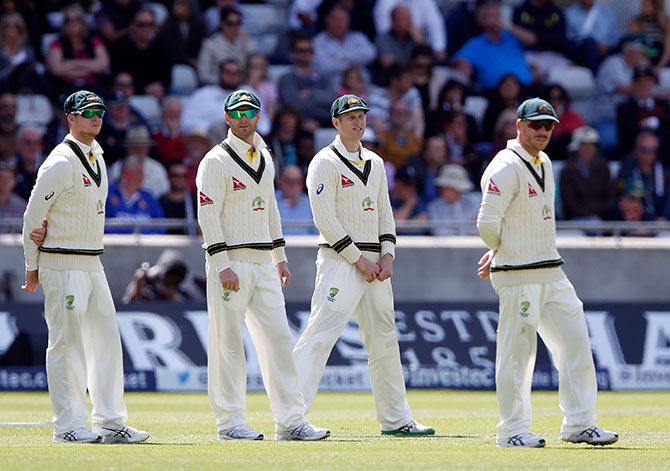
top-left (275, 422), bottom-right (330, 441)
top-left (54, 427), bottom-right (102, 443)
top-left (381, 420), bottom-right (435, 436)
top-left (497, 431), bottom-right (546, 448)
top-left (92, 424), bottom-right (150, 443)
top-left (219, 424), bottom-right (264, 440)
top-left (561, 426), bottom-right (618, 446)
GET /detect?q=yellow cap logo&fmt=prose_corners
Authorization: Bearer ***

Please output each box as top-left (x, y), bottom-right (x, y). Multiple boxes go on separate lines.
top-left (238, 94), bottom-right (250, 101)
top-left (85, 94), bottom-right (98, 102)
top-left (538, 104), bottom-right (551, 114)
top-left (348, 97), bottom-right (360, 105)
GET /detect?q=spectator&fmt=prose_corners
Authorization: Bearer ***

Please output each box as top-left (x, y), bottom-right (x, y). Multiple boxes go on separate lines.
top-left (440, 110), bottom-right (480, 181)
top-left (112, 71), bottom-right (135, 98)
top-left (243, 53), bottom-right (277, 136)
top-left (390, 165), bottom-right (429, 235)
top-left (312, 5), bottom-right (377, 88)
top-left (425, 79), bottom-right (478, 141)
top-left (153, 96), bottom-right (188, 166)
top-left (288, 0), bottom-right (321, 33)
top-left (445, 0), bottom-right (483, 56)
top-left (377, 100), bottom-right (423, 168)
top-left (616, 131), bottom-right (670, 220)
top-left (159, 162), bottom-right (196, 235)
top-left (545, 84), bottom-right (585, 160)
top-left (605, 179), bottom-right (655, 236)
top-left (278, 32), bottom-right (334, 127)
top-left (97, 91), bottom-right (148, 166)
top-left (373, 0), bottom-right (447, 62)
top-left (160, 0), bottom-right (206, 69)
top-left (595, 37), bottom-right (650, 150)
top-left (204, 0), bottom-right (238, 35)
top-left (412, 134), bottom-right (449, 203)
top-left (197, 7), bottom-right (251, 86)
top-left (427, 164), bottom-right (479, 235)
top-left (409, 45), bottom-right (446, 113)
top-left (0, 11), bottom-right (45, 95)
top-left (629, 0), bottom-right (670, 71)
top-left (368, 64), bottom-right (424, 135)
top-left (560, 126), bottom-right (614, 221)
top-left (106, 155), bottom-right (165, 234)
top-left (181, 59), bottom-right (242, 134)
top-left (12, 126), bottom-right (44, 201)
top-left (0, 160), bottom-right (25, 231)
top-left (267, 105), bottom-right (304, 169)
top-left (0, 92), bottom-right (17, 160)
top-left (452, 1), bottom-right (533, 92)
top-left (315, 0), bottom-right (377, 40)
top-left (95, 0), bottom-right (140, 44)
top-left (109, 125), bottom-right (169, 199)
top-left (46, 4), bottom-right (110, 97)
top-left (183, 126), bottom-right (211, 194)
top-left (275, 164), bottom-right (317, 235)
top-left (482, 74), bottom-right (523, 141)
top-left (110, 8), bottom-right (171, 99)
top-left (616, 66), bottom-right (670, 156)
top-left (338, 65), bottom-right (369, 100)
top-left (373, 5), bottom-right (418, 84)
top-left (488, 107), bottom-right (519, 160)
top-left (565, 0), bottom-right (620, 62)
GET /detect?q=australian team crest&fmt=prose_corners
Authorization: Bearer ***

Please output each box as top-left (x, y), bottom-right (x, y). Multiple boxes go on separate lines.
top-left (542, 204), bottom-right (552, 220)
top-left (252, 196), bottom-right (265, 211)
top-left (65, 295), bottom-right (75, 311)
top-left (362, 197), bottom-right (374, 211)
top-left (348, 97), bottom-right (361, 105)
top-left (223, 289), bottom-right (232, 302)
top-left (538, 103), bottom-right (552, 114)
top-left (520, 301), bottom-right (530, 317)
top-left (327, 287), bottom-right (339, 302)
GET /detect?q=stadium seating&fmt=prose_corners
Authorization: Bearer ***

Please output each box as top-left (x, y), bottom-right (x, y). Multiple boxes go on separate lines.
top-left (463, 95), bottom-right (489, 129)
top-left (546, 66), bottom-right (596, 123)
top-left (239, 3), bottom-right (287, 56)
top-left (128, 95), bottom-right (162, 130)
top-left (171, 64), bottom-right (199, 95)
top-left (16, 94), bottom-right (53, 127)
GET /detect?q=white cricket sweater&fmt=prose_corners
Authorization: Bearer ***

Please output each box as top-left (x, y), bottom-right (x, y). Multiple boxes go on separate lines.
top-left (22, 134), bottom-right (107, 272)
top-left (307, 135), bottom-right (396, 264)
top-left (477, 139), bottom-right (566, 288)
top-left (196, 129), bottom-right (287, 273)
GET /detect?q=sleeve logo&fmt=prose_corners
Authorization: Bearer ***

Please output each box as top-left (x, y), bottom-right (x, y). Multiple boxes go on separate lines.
top-left (316, 183), bottom-right (324, 195)
top-left (487, 179), bottom-right (501, 195)
top-left (232, 177), bottom-right (246, 191)
top-left (341, 174), bottom-right (355, 187)
top-left (199, 191), bottom-right (214, 205)
top-left (44, 191), bottom-right (54, 201)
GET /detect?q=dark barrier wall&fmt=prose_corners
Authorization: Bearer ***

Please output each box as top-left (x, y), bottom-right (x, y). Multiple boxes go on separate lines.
top-left (1, 302), bottom-right (669, 391)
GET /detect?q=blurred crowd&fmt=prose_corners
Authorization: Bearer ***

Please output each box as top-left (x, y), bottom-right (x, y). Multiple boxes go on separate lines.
top-left (1, 0), bottom-right (670, 236)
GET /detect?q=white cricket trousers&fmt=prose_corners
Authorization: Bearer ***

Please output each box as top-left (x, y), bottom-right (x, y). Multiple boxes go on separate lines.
top-left (206, 260), bottom-right (306, 432)
top-left (39, 268), bottom-right (127, 434)
top-left (495, 277), bottom-right (598, 439)
top-left (293, 254), bottom-right (412, 431)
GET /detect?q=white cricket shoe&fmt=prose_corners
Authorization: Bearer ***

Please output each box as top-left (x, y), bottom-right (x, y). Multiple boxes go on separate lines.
top-left (219, 424), bottom-right (264, 440)
top-left (497, 431), bottom-right (546, 448)
top-left (381, 420), bottom-right (436, 436)
top-left (92, 424), bottom-right (150, 443)
top-left (54, 427), bottom-right (102, 443)
top-left (275, 421), bottom-right (330, 441)
top-left (561, 426), bottom-right (619, 446)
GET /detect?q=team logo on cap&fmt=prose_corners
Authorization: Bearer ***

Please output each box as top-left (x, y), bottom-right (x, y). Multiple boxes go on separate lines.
top-left (238, 93), bottom-right (251, 101)
top-left (348, 97), bottom-right (361, 105)
top-left (85, 94), bottom-right (98, 102)
top-left (538, 104), bottom-right (552, 114)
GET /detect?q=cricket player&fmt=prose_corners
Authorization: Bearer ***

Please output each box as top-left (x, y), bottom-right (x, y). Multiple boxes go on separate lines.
top-left (196, 89), bottom-right (329, 441)
top-left (477, 98), bottom-right (619, 448)
top-left (293, 94), bottom-right (435, 436)
top-left (21, 90), bottom-right (149, 444)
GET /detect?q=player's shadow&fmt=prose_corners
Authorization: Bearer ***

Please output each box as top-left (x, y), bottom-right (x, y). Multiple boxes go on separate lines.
top-left (553, 446), bottom-right (648, 451)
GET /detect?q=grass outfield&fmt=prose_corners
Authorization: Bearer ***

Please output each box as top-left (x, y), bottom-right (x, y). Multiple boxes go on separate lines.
top-left (1, 390), bottom-right (669, 470)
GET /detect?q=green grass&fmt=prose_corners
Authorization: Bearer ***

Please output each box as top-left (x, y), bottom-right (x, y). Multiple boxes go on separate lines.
top-left (1, 391), bottom-right (669, 470)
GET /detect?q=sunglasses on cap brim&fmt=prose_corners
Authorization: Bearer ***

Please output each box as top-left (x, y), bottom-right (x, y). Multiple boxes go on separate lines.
top-left (525, 119), bottom-right (556, 131)
top-left (228, 109), bottom-right (258, 119)
top-left (75, 109), bottom-right (105, 119)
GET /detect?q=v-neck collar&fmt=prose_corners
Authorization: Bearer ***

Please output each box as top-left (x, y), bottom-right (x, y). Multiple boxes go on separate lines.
top-left (507, 140), bottom-right (546, 192)
top-left (220, 141), bottom-right (266, 184)
top-left (330, 144), bottom-right (371, 185)
top-left (63, 138), bottom-right (102, 187)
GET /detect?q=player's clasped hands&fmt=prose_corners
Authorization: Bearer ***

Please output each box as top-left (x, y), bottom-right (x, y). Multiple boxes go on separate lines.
top-left (219, 267), bottom-right (240, 292)
top-left (355, 255), bottom-right (391, 283)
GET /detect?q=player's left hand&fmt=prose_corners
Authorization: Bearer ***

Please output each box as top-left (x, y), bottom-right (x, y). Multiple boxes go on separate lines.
top-left (477, 250), bottom-right (497, 279)
top-left (276, 261), bottom-right (292, 288)
top-left (21, 269), bottom-right (39, 292)
top-left (376, 254), bottom-right (393, 281)
top-left (29, 219), bottom-right (47, 245)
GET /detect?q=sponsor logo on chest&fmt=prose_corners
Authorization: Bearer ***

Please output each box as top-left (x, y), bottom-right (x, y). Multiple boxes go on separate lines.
top-left (232, 177), bottom-right (246, 191)
top-left (341, 174), bottom-right (355, 188)
top-left (82, 173), bottom-right (92, 187)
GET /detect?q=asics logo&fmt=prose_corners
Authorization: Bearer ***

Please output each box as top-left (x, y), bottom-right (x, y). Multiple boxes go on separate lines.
top-left (580, 427), bottom-right (600, 438)
top-left (102, 426), bottom-right (132, 438)
top-left (45, 192), bottom-right (54, 200)
top-left (507, 435), bottom-right (524, 446)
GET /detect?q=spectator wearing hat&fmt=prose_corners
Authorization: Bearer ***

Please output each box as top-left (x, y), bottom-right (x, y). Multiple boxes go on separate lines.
top-left (427, 163), bottom-right (479, 236)
top-left (153, 96), bottom-right (188, 167)
top-left (559, 126), bottom-right (614, 221)
top-left (616, 66), bottom-right (670, 155)
top-left (275, 164), bottom-right (317, 236)
top-left (0, 160), bottom-right (26, 232)
top-left (377, 100), bottom-right (423, 169)
top-left (109, 125), bottom-right (169, 199)
top-left (390, 165), bottom-right (428, 235)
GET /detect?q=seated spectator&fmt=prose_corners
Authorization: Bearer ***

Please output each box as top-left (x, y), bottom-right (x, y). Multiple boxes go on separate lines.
top-left (482, 74), bottom-right (524, 141)
top-left (0, 92), bottom-right (17, 160)
top-left (390, 165), bottom-right (429, 235)
top-left (566, 0), bottom-right (620, 63)
top-left (183, 126), bottom-right (211, 194)
top-left (46, 4), bottom-right (110, 97)
top-left (373, 0), bottom-right (447, 62)
top-left (243, 53), bottom-right (277, 136)
top-left (112, 72), bottom-right (135, 98)
top-left (110, 8), bottom-right (171, 99)
top-left (445, 0), bottom-right (483, 56)
top-left (616, 131), bottom-right (670, 220)
top-left (545, 84), bottom-right (585, 160)
top-left (267, 105), bottom-right (305, 169)
top-left (616, 67), bottom-right (670, 156)
top-left (159, 162), bottom-right (197, 235)
top-left (204, 0), bottom-right (238, 35)
top-left (411, 134), bottom-right (449, 203)
top-left (368, 64), bottom-right (424, 135)
top-left (296, 131), bottom-right (315, 173)
top-left (373, 4), bottom-right (418, 85)
top-left (594, 37), bottom-right (650, 151)
top-left (605, 179), bottom-right (655, 236)
top-left (439, 110), bottom-right (481, 182)
top-left (97, 91), bottom-right (148, 166)
top-left (488, 107), bottom-right (518, 160)
top-left (0, 12), bottom-right (44, 95)
top-left (181, 59), bottom-right (242, 134)
top-left (409, 45), bottom-right (447, 113)
top-left (0, 160), bottom-right (25, 232)
top-left (378, 100), bottom-right (423, 168)
top-left (629, 0), bottom-right (670, 71)
top-left (315, 0), bottom-right (377, 40)
top-left (109, 126), bottom-right (169, 199)
top-left (427, 164), bottom-right (479, 235)
top-left (338, 66), bottom-right (369, 100)
top-left (12, 126), bottom-right (45, 201)
top-left (560, 126), bottom-right (614, 221)
top-left (275, 164), bottom-right (317, 235)
top-left (312, 5), bottom-right (377, 88)
top-left (197, 7), bottom-right (251, 86)
top-left (425, 80), bottom-right (478, 141)
top-left (160, 0), bottom-right (206, 69)
top-left (452, 1), bottom-right (534, 92)
top-left (106, 155), bottom-right (165, 234)
top-left (153, 96), bottom-right (188, 166)
top-left (94, 0), bottom-right (140, 44)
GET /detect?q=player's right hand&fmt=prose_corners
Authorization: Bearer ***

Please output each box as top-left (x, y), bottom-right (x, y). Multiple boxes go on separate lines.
top-left (29, 219), bottom-right (47, 245)
top-left (355, 255), bottom-right (381, 283)
top-left (21, 269), bottom-right (39, 292)
top-left (219, 267), bottom-right (240, 292)
top-left (477, 250), bottom-right (497, 279)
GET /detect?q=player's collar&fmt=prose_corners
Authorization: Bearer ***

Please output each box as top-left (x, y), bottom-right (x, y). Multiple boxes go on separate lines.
top-left (507, 139), bottom-right (546, 166)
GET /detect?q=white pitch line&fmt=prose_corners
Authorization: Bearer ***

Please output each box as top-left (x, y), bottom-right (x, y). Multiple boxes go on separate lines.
top-left (0, 422), bottom-right (52, 426)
